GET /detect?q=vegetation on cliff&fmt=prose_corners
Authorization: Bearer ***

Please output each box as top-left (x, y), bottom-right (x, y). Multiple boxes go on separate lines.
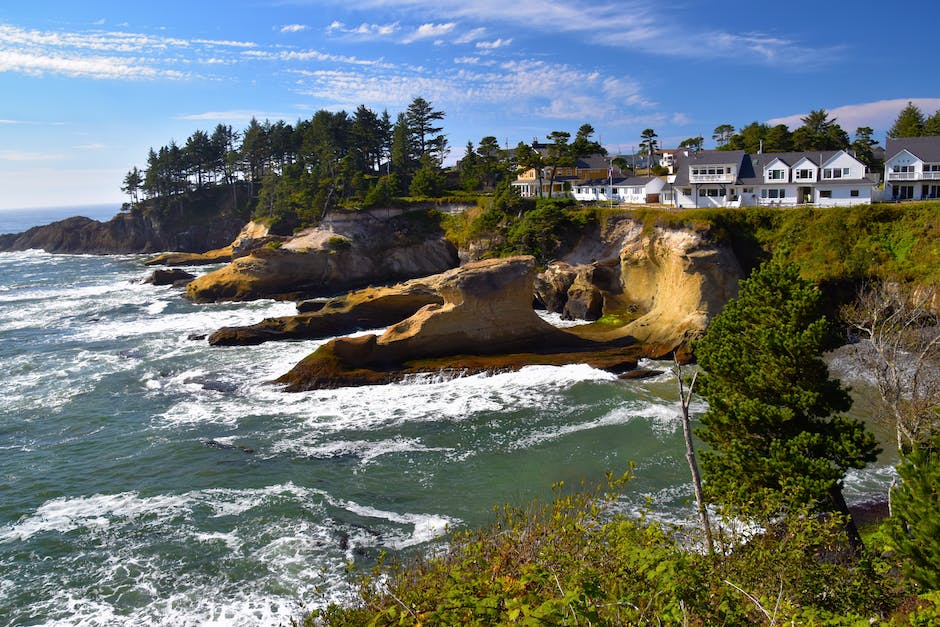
top-left (628, 201), bottom-right (940, 286)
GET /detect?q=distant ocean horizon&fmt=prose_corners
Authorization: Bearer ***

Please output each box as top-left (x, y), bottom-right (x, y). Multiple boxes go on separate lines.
top-left (0, 203), bottom-right (122, 235)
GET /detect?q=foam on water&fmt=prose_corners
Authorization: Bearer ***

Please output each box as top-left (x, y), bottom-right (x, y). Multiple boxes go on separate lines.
top-left (0, 482), bottom-right (452, 625)
top-left (0, 250), bottom-right (900, 625)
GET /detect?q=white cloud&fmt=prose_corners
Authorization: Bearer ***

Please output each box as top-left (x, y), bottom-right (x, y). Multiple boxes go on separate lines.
top-left (767, 98), bottom-right (940, 133)
top-left (175, 110), bottom-right (289, 122)
top-left (73, 143), bottom-right (107, 150)
top-left (313, 0), bottom-right (837, 66)
top-left (280, 24), bottom-right (307, 33)
top-left (476, 38), bottom-right (511, 50)
top-left (402, 22), bottom-right (456, 43)
top-left (326, 21), bottom-right (400, 38)
top-left (0, 49), bottom-right (186, 80)
top-left (454, 27), bottom-right (487, 44)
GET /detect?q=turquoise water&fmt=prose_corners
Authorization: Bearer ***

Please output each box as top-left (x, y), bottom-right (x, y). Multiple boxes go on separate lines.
top-left (0, 208), bottom-right (896, 625)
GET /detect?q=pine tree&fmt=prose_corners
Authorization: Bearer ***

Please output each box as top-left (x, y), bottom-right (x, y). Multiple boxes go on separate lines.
top-left (888, 433), bottom-right (940, 590)
top-left (695, 262), bottom-right (879, 546)
top-left (924, 110), bottom-right (940, 136)
top-left (888, 102), bottom-right (926, 138)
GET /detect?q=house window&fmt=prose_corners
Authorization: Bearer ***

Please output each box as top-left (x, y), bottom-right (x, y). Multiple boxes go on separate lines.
top-left (795, 168), bottom-right (813, 179)
top-left (823, 167), bottom-right (851, 179)
top-left (925, 164), bottom-right (940, 172)
top-left (894, 165), bottom-right (915, 173)
top-left (699, 188), bottom-right (722, 197)
top-left (820, 190), bottom-right (832, 198)
top-left (850, 190), bottom-right (859, 197)
top-left (768, 169), bottom-right (785, 180)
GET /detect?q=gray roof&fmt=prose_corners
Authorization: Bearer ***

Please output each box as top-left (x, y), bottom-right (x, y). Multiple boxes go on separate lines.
top-left (672, 150), bottom-right (745, 185)
top-left (738, 151), bottom-right (844, 185)
top-left (886, 136), bottom-right (940, 163)
top-left (577, 175), bottom-right (658, 186)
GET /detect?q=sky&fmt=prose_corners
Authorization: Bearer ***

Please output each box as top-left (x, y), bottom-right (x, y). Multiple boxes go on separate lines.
top-left (1, 1), bottom-right (939, 210)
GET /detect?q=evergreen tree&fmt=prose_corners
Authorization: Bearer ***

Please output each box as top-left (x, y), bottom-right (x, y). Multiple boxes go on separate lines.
top-left (678, 136), bottom-right (704, 152)
top-left (712, 124), bottom-right (735, 149)
top-left (544, 130), bottom-right (572, 198)
top-left (925, 110), bottom-right (940, 136)
top-left (406, 97), bottom-right (447, 164)
top-left (695, 262), bottom-right (879, 546)
top-left (763, 124), bottom-right (793, 152)
top-left (459, 140), bottom-right (482, 191)
top-left (121, 167), bottom-right (142, 206)
top-left (476, 135), bottom-right (504, 190)
top-left (570, 123), bottom-right (605, 158)
top-left (851, 126), bottom-right (880, 171)
top-left (409, 153), bottom-right (445, 197)
top-left (888, 432), bottom-right (940, 590)
top-left (727, 121), bottom-right (768, 153)
top-left (888, 101), bottom-right (926, 138)
top-left (638, 128), bottom-right (658, 169)
top-left (791, 109), bottom-right (849, 151)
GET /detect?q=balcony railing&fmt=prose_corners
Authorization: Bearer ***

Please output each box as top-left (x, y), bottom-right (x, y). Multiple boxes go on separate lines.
top-left (888, 171), bottom-right (940, 181)
top-left (690, 174), bottom-right (735, 183)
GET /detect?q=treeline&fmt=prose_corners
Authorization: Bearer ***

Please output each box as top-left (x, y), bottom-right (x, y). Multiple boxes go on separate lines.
top-left (121, 97), bottom-right (455, 228)
top-left (706, 109), bottom-right (882, 170)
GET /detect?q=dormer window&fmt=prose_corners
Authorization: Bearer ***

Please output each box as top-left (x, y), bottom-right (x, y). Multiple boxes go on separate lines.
top-left (795, 168), bottom-right (813, 179)
top-left (768, 169), bottom-right (785, 180)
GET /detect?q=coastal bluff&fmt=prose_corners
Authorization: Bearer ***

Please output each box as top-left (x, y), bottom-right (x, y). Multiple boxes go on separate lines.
top-left (185, 208), bottom-right (459, 302)
top-left (0, 188), bottom-right (248, 255)
top-left (274, 220), bottom-right (741, 390)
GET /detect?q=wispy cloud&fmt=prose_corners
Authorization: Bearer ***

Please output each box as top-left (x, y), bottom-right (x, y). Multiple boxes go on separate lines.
top-left (0, 118), bottom-right (65, 126)
top-left (476, 38), bottom-right (511, 50)
top-left (73, 143), bottom-right (107, 150)
top-left (327, 20), bottom-right (400, 38)
top-left (402, 22), bottom-right (456, 44)
top-left (175, 110), bottom-right (292, 122)
top-left (314, 0), bottom-right (839, 66)
top-left (280, 24), bottom-right (307, 33)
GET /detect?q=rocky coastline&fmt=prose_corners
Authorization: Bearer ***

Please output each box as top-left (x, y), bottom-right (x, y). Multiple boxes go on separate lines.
top-left (9, 201), bottom-right (744, 388)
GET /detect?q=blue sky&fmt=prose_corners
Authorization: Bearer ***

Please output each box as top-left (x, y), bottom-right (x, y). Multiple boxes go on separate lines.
top-left (1, 0), bottom-right (939, 210)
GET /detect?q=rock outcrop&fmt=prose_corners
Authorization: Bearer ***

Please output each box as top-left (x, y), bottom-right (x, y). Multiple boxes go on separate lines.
top-left (276, 256), bottom-right (638, 390)
top-left (186, 209), bottom-right (459, 303)
top-left (144, 221), bottom-right (273, 267)
top-left (208, 281), bottom-right (443, 345)
top-left (144, 268), bottom-right (196, 286)
top-left (536, 216), bottom-right (742, 359)
top-left (0, 186), bottom-right (249, 254)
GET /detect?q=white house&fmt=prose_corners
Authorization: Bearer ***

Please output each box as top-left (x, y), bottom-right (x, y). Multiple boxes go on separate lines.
top-left (572, 176), bottom-right (665, 204)
top-left (884, 136), bottom-right (940, 201)
top-left (671, 149), bottom-right (874, 208)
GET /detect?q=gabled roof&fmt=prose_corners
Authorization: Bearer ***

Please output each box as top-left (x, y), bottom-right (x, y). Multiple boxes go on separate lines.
top-left (886, 136), bottom-right (940, 162)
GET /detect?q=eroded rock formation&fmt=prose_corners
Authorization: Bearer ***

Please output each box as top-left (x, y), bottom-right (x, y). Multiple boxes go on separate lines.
top-left (186, 210), bottom-right (458, 302)
top-left (276, 256), bottom-right (638, 390)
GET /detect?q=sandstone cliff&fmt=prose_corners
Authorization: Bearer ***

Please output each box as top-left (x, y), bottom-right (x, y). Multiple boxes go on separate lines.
top-left (186, 209), bottom-right (459, 302)
top-left (535, 215), bottom-right (742, 359)
top-left (276, 256), bottom-right (639, 390)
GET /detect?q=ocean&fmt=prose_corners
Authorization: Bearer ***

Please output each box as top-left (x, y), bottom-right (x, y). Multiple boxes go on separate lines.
top-left (0, 207), bottom-right (896, 625)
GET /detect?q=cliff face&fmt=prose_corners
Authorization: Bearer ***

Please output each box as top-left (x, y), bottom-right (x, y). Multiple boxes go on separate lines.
top-left (0, 187), bottom-right (250, 254)
top-left (537, 215), bottom-right (743, 358)
top-left (186, 208), bottom-right (459, 302)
